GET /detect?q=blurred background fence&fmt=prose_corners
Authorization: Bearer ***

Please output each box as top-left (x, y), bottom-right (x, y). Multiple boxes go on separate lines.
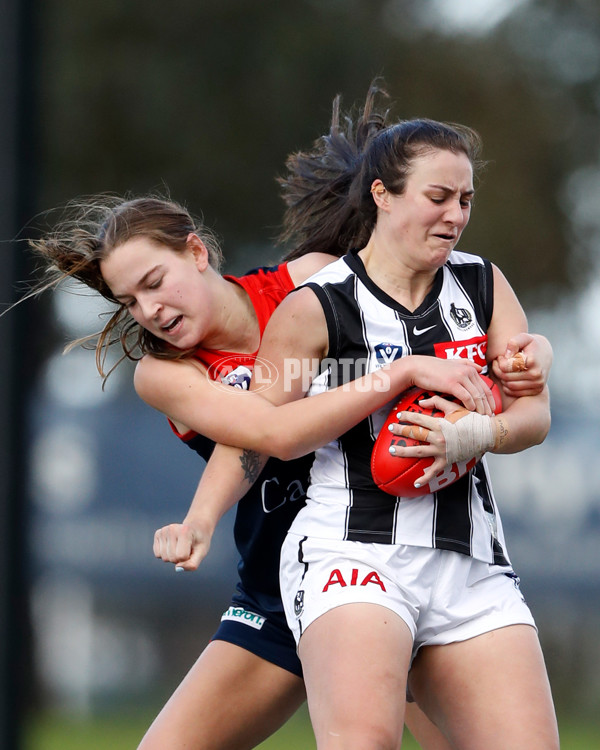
top-left (1, 0), bottom-right (599, 747)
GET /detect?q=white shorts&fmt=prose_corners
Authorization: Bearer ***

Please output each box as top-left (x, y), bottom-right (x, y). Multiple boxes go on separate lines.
top-left (280, 533), bottom-right (536, 658)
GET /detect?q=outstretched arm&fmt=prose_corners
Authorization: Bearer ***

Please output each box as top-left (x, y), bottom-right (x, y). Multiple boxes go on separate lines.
top-left (153, 287), bottom-right (498, 570)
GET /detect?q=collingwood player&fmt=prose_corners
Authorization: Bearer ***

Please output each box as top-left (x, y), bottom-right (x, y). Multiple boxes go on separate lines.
top-left (174, 85), bottom-right (558, 749)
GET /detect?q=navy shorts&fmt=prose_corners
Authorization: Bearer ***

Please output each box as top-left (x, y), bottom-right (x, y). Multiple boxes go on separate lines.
top-left (210, 588), bottom-right (303, 678)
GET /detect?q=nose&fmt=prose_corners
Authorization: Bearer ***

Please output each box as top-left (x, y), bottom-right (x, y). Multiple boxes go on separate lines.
top-left (137, 294), bottom-right (162, 322)
top-left (444, 199), bottom-right (466, 225)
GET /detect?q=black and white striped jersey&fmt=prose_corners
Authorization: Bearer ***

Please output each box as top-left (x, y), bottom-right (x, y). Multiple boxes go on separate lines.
top-left (290, 249), bottom-right (510, 566)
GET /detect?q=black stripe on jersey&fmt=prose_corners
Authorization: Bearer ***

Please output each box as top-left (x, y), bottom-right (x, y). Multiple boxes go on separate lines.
top-left (310, 271), bottom-right (402, 543)
top-left (335, 282), bottom-right (401, 543)
top-left (473, 463), bottom-right (509, 566)
top-left (433, 473), bottom-right (473, 555)
top-left (404, 301), bottom-right (451, 355)
top-left (305, 277), bottom-right (355, 362)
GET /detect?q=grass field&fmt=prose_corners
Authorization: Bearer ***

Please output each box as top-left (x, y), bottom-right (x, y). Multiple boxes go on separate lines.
top-left (24, 705), bottom-right (600, 749)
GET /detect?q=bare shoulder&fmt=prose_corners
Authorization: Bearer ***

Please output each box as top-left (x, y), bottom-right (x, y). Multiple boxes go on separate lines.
top-left (286, 252), bottom-right (338, 286)
top-left (260, 284), bottom-right (328, 360)
top-left (133, 354), bottom-right (208, 405)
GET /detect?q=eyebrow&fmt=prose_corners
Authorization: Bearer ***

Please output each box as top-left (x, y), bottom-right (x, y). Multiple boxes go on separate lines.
top-left (112, 265), bottom-right (162, 302)
top-left (428, 183), bottom-right (475, 197)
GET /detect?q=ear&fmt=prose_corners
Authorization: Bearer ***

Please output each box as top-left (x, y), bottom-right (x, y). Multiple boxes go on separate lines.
top-left (370, 179), bottom-right (390, 211)
top-left (187, 233), bottom-right (210, 271)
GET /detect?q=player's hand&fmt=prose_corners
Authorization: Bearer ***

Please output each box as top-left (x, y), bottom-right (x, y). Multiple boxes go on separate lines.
top-left (492, 333), bottom-right (552, 398)
top-left (409, 356), bottom-right (495, 415)
top-left (153, 521), bottom-right (212, 572)
top-left (389, 395), bottom-right (496, 487)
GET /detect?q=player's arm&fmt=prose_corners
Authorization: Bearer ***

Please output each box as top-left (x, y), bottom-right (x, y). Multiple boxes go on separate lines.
top-left (152, 289), bottom-right (498, 570)
top-left (154, 286), bottom-right (331, 570)
top-left (135, 289), bottom-right (498, 461)
top-left (484, 264), bottom-right (551, 453)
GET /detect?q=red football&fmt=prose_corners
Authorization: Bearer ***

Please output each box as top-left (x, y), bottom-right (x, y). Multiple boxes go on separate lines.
top-left (371, 375), bottom-right (502, 498)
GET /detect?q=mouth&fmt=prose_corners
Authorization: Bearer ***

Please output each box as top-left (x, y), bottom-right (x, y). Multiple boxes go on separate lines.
top-left (433, 232), bottom-right (456, 242)
top-left (160, 315), bottom-right (183, 334)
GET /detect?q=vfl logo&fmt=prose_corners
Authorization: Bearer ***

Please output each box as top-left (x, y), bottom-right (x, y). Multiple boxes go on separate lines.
top-left (294, 590), bottom-right (305, 618)
top-left (449, 303), bottom-right (472, 330)
top-left (374, 342), bottom-right (402, 366)
top-left (206, 356), bottom-right (279, 393)
top-left (322, 568), bottom-right (387, 592)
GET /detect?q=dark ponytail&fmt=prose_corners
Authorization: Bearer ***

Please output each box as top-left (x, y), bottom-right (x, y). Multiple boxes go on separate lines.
top-left (280, 81), bottom-right (484, 260)
top-left (279, 82), bottom-right (390, 260)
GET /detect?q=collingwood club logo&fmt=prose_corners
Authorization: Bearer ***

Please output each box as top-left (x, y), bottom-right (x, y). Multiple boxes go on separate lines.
top-left (449, 302), bottom-right (472, 330)
top-left (294, 590), bottom-right (305, 618)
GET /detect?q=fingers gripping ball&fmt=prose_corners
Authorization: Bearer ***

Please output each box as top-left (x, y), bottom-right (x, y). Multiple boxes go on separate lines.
top-left (371, 375), bottom-right (502, 498)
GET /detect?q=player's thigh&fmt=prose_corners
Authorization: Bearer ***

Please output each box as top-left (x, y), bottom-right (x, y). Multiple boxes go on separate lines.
top-left (403, 702), bottom-right (452, 750)
top-left (409, 624), bottom-right (559, 750)
top-left (299, 603), bottom-right (412, 750)
top-left (138, 639), bottom-right (305, 750)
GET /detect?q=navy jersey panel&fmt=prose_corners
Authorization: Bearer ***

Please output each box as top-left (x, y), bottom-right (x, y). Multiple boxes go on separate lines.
top-left (211, 591), bottom-right (303, 677)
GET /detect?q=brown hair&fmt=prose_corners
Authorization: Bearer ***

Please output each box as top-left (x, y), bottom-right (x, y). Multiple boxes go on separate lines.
top-left (27, 194), bottom-right (223, 381)
top-left (280, 81), bottom-right (484, 260)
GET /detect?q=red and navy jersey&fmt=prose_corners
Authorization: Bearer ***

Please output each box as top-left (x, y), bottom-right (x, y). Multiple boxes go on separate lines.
top-left (170, 263), bottom-right (314, 608)
top-left (191, 263), bottom-right (296, 383)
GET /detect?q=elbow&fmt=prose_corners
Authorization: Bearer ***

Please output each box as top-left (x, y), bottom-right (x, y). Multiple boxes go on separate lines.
top-left (261, 429), bottom-right (304, 462)
top-left (537, 412), bottom-right (552, 445)
top-left (529, 411), bottom-right (551, 448)
top-left (248, 426), bottom-right (296, 461)
top-left (270, 438), bottom-right (301, 462)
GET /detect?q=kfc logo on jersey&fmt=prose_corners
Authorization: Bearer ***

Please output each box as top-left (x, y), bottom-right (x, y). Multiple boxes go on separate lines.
top-left (434, 335), bottom-right (488, 367)
top-left (449, 302), bottom-right (473, 330)
top-left (322, 568), bottom-right (387, 592)
top-left (374, 342), bottom-right (403, 366)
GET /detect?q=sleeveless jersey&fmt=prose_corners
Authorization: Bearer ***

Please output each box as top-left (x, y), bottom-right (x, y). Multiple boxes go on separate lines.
top-left (170, 264), bottom-right (314, 608)
top-left (289, 250), bottom-right (510, 566)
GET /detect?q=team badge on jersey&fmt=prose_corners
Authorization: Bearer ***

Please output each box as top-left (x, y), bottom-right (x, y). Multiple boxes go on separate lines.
top-left (294, 590), bottom-right (305, 618)
top-left (374, 342), bottom-right (403, 366)
top-left (222, 365), bottom-right (252, 389)
top-left (449, 303), bottom-right (473, 330)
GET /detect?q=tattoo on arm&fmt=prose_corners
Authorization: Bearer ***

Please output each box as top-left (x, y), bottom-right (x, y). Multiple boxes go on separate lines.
top-left (495, 417), bottom-right (509, 450)
top-left (239, 449), bottom-right (261, 484)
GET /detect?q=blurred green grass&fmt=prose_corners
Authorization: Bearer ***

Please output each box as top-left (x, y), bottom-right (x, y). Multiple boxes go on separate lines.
top-left (25, 706), bottom-right (600, 749)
